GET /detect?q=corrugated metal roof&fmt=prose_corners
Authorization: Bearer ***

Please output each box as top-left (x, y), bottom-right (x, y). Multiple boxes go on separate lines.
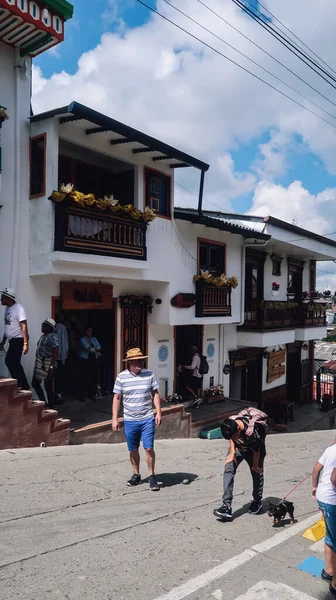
top-left (314, 342), bottom-right (336, 361)
top-left (202, 211), bottom-right (267, 234)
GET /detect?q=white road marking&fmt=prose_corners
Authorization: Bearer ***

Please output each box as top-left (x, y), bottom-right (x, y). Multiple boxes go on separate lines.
top-left (212, 590), bottom-right (223, 600)
top-left (152, 512), bottom-right (320, 600)
top-left (309, 539), bottom-right (324, 553)
top-left (233, 580), bottom-right (318, 599)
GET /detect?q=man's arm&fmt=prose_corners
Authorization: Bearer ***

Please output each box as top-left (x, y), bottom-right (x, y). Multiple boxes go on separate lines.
top-left (49, 346), bottom-right (59, 375)
top-left (331, 467), bottom-right (336, 488)
top-left (153, 390), bottom-right (161, 426)
top-left (312, 461), bottom-right (323, 497)
top-left (225, 439), bottom-right (236, 464)
top-left (20, 321), bottom-right (29, 354)
top-left (0, 334), bottom-right (7, 349)
top-left (112, 394), bottom-right (121, 431)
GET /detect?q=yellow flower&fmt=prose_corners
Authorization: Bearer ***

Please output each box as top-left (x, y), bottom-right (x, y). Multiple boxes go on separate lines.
top-left (59, 183), bottom-right (74, 194)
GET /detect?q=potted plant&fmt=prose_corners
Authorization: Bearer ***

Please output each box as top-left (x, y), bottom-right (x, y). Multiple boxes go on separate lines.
top-left (203, 385), bottom-right (225, 404)
top-left (323, 289), bottom-right (331, 297)
top-left (302, 291), bottom-right (310, 304)
top-left (287, 287), bottom-right (295, 300)
top-left (271, 281), bottom-right (280, 297)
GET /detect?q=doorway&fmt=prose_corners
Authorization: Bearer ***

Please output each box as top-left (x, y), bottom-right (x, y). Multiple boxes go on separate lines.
top-left (175, 325), bottom-right (203, 396)
top-left (53, 299), bottom-right (116, 399)
top-left (229, 349), bottom-right (262, 406)
top-left (286, 342), bottom-right (302, 404)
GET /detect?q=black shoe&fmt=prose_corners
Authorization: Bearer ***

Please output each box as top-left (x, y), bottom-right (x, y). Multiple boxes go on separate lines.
top-left (321, 569), bottom-right (333, 582)
top-left (213, 504), bottom-right (232, 521)
top-left (329, 584), bottom-right (336, 596)
top-left (149, 475), bottom-right (160, 491)
top-left (127, 473), bottom-right (141, 487)
top-left (249, 501), bottom-right (262, 514)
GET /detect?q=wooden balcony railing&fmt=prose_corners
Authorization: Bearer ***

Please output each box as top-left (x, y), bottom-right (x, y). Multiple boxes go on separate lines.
top-left (241, 300), bottom-right (327, 330)
top-left (54, 202), bottom-right (147, 260)
top-left (195, 280), bottom-right (231, 318)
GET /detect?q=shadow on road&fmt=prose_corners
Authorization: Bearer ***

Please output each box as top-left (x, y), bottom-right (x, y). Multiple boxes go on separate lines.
top-left (145, 472), bottom-right (198, 487)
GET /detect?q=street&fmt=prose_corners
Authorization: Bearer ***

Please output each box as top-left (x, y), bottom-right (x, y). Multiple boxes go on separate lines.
top-left (0, 431), bottom-right (334, 600)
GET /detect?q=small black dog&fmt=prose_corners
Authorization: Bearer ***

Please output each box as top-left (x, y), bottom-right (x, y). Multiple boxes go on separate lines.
top-left (268, 500), bottom-right (295, 527)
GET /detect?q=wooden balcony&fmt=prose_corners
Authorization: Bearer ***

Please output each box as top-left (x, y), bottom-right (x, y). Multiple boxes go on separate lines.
top-left (54, 202), bottom-right (147, 260)
top-left (240, 300), bottom-right (327, 331)
top-left (195, 280), bottom-right (231, 318)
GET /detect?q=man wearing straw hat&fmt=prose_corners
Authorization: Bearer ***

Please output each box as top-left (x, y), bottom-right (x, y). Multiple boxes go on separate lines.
top-left (112, 347), bottom-right (162, 491)
top-left (0, 287), bottom-right (30, 390)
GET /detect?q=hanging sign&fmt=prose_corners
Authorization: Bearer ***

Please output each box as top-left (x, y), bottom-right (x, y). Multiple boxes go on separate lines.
top-left (268, 349), bottom-right (286, 370)
top-left (267, 364), bottom-right (286, 383)
top-left (233, 359), bottom-right (247, 367)
top-left (171, 293), bottom-right (196, 308)
top-left (61, 282), bottom-right (113, 310)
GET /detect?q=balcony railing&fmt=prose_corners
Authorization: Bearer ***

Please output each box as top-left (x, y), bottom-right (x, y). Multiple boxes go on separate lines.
top-left (195, 280), bottom-right (231, 318)
top-left (240, 300), bottom-right (327, 330)
top-left (54, 202), bottom-right (147, 260)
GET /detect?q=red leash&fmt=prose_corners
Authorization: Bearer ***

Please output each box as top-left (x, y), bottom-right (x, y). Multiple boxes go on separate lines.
top-left (282, 474), bottom-right (311, 500)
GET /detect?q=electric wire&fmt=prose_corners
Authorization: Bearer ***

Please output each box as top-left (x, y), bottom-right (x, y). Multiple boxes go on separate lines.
top-left (136, 0), bottom-right (336, 131)
top-left (160, 0), bottom-right (336, 122)
top-left (243, 0), bottom-right (336, 76)
top-left (233, 0), bottom-right (336, 90)
top-left (194, 0), bottom-right (336, 111)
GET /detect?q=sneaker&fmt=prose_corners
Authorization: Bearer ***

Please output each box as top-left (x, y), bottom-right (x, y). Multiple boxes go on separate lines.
top-left (127, 473), bottom-right (141, 487)
top-left (249, 501), bottom-right (262, 514)
top-left (149, 475), bottom-right (160, 491)
top-left (321, 569), bottom-right (333, 582)
top-left (329, 583), bottom-right (336, 596)
top-left (213, 504), bottom-right (232, 521)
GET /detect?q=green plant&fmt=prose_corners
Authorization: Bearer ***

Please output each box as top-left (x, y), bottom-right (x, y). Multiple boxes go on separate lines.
top-left (260, 301), bottom-right (298, 310)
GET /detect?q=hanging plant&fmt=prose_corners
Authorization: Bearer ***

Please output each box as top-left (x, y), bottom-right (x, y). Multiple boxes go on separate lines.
top-left (0, 107), bottom-right (9, 123)
top-left (261, 301), bottom-right (298, 310)
top-left (194, 270), bottom-right (239, 288)
top-left (49, 184), bottom-right (157, 223)
top-left (119, 295), bottom-right (153, 313)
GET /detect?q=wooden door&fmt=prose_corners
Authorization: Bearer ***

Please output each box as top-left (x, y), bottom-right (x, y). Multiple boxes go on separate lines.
top-left (120, 298), bottom-right (149, 364)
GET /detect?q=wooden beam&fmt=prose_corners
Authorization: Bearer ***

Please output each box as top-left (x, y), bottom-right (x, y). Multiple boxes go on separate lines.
top-left (110, 138), bottom-right (132, 146)
top-left (59, 116), bottom-right (81, 124)
top-left (86, 126), bottom-right (109, 135)
top-left (152, 155), bottom-right (173, 162)
top-left (132, 147), bottom-right (154, 154)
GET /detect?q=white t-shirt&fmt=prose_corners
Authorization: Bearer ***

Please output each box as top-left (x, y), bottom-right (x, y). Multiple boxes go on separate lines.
top-left (316, 444), bottom-right (336, 505)
top-left (4, 303), bottom-right (27, 340)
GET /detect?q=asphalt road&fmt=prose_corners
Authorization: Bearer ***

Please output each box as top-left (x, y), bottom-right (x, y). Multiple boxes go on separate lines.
top-left (0, 430), bottom-right (335, 600)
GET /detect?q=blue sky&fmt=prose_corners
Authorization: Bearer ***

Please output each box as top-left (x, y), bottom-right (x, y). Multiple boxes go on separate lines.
top-left (33, 0), bottom-right (336, 221)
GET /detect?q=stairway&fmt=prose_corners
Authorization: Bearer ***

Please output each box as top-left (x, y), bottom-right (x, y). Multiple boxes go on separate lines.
top-left (0, 378), bottom-right (70, 449)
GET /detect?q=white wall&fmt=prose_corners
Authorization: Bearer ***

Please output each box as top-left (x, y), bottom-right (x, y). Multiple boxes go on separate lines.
top-left (203, 324), bottom-right (220, 389)
top-left (148, 325), bottom-right (175, 397)
top-left (223, 324), bottom-right (238, 397)
top-left (264, 255), bottom-right (311, 301)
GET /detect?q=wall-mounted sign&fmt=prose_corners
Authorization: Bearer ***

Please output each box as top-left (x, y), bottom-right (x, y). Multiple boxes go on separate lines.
top-left (158, 345), bottom-right (169, 363)
top-left (268, 349), bottom-right (286, 370)
top-left (171, 293), bottom-right (196, 308)
top-left (267, 364), bottom-right (286, 383)
top-left (61, 282), bottom-right (113, 310)
top-left (207, 343), bottom-right (215, 359)
top-left (233, 359), bottom-right (247, 367)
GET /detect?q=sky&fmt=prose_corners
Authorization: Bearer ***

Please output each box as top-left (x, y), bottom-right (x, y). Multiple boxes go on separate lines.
top-left (32, 0), bottom-right (336, 290)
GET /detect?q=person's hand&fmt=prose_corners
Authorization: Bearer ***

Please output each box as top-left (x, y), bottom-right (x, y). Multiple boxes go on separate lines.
top-left (251, 465), bottom-right (263, 474)
top-left (225, 453), bottom-right (236, 464)
top-left (0, 342), bottom-right (4, 352)
top-left (112, 418), bottom-right (120, 432)
top-left (23, 342), bottom-right (29, 355)
top-left (312, 487), bottom-right (317, 498)
top-left (95, 351), bottom-right (101, 358)
top-left (156, 414), bottom-right (162, 427)
top-left (48, 366), bottom-right (54, 376)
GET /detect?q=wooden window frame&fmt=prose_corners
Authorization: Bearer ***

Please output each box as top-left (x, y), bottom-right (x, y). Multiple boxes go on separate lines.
top-left (197, 237), bottom-right (226, 276)
top-left (144, 166), bottom-right (172, 220)
top-left (29, 132), bottom-right (47, 199)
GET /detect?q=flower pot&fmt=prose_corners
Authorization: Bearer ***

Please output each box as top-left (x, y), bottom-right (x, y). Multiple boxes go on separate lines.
top-left (302, 298), bottom-right (309, 304)
top-left (271, 290), bottom-right (279, 297)
top-left (287, 294), bottom-right (295, 300)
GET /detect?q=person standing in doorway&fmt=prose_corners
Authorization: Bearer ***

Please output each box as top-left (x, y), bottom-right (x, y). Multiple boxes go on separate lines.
top-left (32, 318), bottom-right (59, 409)
top-left (182, 345), bottom-right (203, 406)
top-left (312, 439), bottom-right (336, 595)
top-left (55, 312), bottom-right (69, 405)
top-left (78, 326), bottom-right (101, 402)
top-left (213, 408), bottom-right (268, 521)
top-left (112, 348), bottom-right (162, 491)
top-left (0, 287), bottom-right (30, 390)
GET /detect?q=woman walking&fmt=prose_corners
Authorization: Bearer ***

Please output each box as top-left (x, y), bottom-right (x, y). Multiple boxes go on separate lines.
top-left (32, 318), bottom-right (59, 409)
top-left (78, 326), bottom-right (101, 402)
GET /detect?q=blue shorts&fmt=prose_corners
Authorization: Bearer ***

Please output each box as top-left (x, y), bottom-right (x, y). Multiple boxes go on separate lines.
top-left (124, 417), bottom-right (155, 452)
top-left (318, 501), bottom-right (336, 551)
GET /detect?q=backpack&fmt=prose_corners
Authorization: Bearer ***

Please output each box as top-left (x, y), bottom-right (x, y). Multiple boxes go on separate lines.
top-left (230, 407), bottom-right (269, 437)
top-left (199, 355), bottom-right (209, 375)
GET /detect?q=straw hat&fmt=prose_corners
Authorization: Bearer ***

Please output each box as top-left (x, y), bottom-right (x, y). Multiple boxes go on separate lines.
top-left (43, 318), bottom-right (56, 331)
top-left (1, 287), bottom-right (16, 301)
top-left (123, 348), bottom-right (148, 361)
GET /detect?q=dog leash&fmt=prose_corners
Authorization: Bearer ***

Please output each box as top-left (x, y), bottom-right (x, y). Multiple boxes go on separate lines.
top-left (281, 474), bottom-right (311, 501)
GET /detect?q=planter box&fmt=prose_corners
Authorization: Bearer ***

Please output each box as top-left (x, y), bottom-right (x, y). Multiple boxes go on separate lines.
top-left (204, 394), bottom-right (225, 405)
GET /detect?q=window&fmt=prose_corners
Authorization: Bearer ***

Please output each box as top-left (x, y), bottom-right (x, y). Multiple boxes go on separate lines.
top-left (145, 168), bottom-right (171, 218)
top-left (29, 134), bottom-right (46, 198)
top-left (271, 255), bottom-right (282, 276)
top-left (198, 240), bottom-right (225, 276)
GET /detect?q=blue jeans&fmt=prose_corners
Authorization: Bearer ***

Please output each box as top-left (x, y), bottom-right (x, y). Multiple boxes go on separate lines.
top-left (124, 418), bottom-right (155, 451)
top-left (318, 501), bottom-right (336, 551)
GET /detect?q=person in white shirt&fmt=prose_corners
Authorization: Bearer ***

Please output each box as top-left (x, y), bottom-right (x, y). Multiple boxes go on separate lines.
top-left (0, 287), bottom-right (30, 390)
top-left (182, 345), bottom-right (203, 406)
top-left (312, 439), bottom-right (336, 595)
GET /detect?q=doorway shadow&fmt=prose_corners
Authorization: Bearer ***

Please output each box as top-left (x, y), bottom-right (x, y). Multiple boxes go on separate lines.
top-left (144, 472), bottom-right (198, 487)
